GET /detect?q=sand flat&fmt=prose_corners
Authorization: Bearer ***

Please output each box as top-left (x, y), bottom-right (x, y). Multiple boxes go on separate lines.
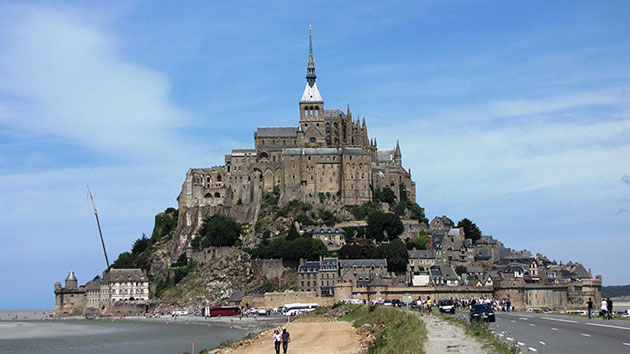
top-left (229, 318), bottom-right (361, 354)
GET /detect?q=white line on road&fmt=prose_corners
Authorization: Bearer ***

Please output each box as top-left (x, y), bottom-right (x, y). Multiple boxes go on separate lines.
top-left (519, 317), bottom-right (529, 321)
top-left (551, 328), bottom-right (558, 331)
top-left (511, 320), bottom-right (516, 323)
top-left (507, 337), bottom-right (514, 341)
top-left (581, 333), bottom-right (591, 337)
top-left (529, 323), bottom-right (535, 326)
top-left (541, 316), bottom-right (578, 323)
top-left (498, 334), bottom-right (504, 337)
top-left (539, 341), bottom-right (546, 345)
top-left (623, 343), bottom-right (630, 346)
top-left (528, 347), bottom-right (538, 352)
top-left (517, 342), bottom-right (525, 346)
top-left (585, 322), bottom-right (630, 331)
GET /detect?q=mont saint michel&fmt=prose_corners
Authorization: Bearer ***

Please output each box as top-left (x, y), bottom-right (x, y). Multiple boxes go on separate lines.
top-left (3, 3), bottom-right (629, 354)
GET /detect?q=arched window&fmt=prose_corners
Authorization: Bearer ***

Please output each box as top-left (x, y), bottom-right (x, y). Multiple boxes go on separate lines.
top-left (217, 175), bottom-right (222, 182)
top-left (214, 192), bottom-right (221, 198)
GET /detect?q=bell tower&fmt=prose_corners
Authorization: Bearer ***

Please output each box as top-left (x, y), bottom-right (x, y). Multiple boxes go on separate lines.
top-left (298, 24), bottom-right (325, 147)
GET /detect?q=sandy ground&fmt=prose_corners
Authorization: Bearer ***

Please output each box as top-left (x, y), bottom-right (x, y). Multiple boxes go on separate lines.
top-left (228, 318), bottom-right (361, 354)
top-left (0, 321), bottom-right (116, 340)
top-left (421, 315), bottom-right (489, 354)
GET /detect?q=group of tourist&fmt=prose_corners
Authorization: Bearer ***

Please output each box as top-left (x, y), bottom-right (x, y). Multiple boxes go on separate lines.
top-left (272, 327), bottom-right (290, 354)
top-left (587, 297), bottom-right (614, 320)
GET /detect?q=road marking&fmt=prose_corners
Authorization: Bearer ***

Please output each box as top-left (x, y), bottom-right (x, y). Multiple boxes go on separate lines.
top-left (498, 334), bottom-right (504, 337)
top-left (519, 317), bottom-right (529, 321)
top-left (585, 322), bottom-right (630, 331)
top-left (507, 337), bottom-right (514, 341)
top-left (581, 333), bottom-right (591, 337)
top-left (623, 342), bottom-right (630, 346)
top-left (539, 341), bottom-right (546, 345)
top-left (541, 316), bottom-right (578, 323)
top-left (551, 328), bottom-right (558, 331)
top-left (517, 342), bottom-right (525, 346)
top-left (511, 320), bottom-right (516, 323)
top-left (529, 323), bottom-right (535, 326)
top-left (528, 348), bottom-right (538, 352)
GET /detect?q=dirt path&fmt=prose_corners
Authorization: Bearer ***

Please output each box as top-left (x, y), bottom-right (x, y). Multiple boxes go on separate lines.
top-left (421, 315), bottom-right (489, 354)
top-left (227, 318), bottom-right (361, 354)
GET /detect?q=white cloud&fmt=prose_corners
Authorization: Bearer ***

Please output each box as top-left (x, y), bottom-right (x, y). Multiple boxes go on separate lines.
top-left (0, 5), bottom-right (188, 161)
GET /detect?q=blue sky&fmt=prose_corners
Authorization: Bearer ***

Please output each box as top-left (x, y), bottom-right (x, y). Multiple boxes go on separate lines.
top-left (1, 1), bottom-right (629, 309)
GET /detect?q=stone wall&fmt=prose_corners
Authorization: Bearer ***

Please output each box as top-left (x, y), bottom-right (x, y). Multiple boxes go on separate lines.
top-left (252, 259), bottom-right (285, 280)
top-left (242, 291), bottom-right (336, 309)
top-left (189, 246), bottom-right (240, 264)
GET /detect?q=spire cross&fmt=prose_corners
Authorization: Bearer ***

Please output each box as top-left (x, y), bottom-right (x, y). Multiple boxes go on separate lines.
top-left (306, 24), bottom-right (316, 87)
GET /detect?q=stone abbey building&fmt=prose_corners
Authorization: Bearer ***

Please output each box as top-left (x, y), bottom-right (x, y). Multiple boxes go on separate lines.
top-left (178, 29), bottom-right (416, 231)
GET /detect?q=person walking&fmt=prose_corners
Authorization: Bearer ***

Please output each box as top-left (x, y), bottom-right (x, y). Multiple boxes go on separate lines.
top-left (281, 327), bottom-right (290, 353)
top-left (601, 298), bottom-right (608, 320)
top-left (586, 298), bottom-right (593, 319)
top-left (273, 329), bottom-right (281, 354)
top-left (606, 298), bottom-right (613, 320)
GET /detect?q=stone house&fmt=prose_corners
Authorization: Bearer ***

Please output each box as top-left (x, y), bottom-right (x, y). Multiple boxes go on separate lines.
top-left (339, 259), bottom-right (388, 288)
top-left (311, 227), bottom-right (346, 251)
top-left (429, 216), bottom-right (454, 232)
top-left (54, 271), bottom-right (86, 317)
top-left (297, 257), bottom-right (339, 296)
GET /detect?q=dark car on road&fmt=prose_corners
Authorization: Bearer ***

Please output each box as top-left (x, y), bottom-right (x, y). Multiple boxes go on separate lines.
top-left (438, 299), bottom-right (456, 314)
top-left (470, 304), bottom-right (495, 322)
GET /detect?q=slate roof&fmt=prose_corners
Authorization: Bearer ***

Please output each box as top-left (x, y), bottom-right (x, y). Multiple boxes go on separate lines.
top-left (498, 248), bottom-right (511, 260)
top-left (368, 276), bottom-right (388, 287)
top-left (299, 261), bottom-right (321, 272)
top-left (311, 227), bottom-right (346, 234)
top-left (339, 259), bottom-right (387, 268)
top-left (104, 269), bottom-right (146, 282)
top-left (408, 250), bottom-right (435, 259)
top-left (571, 264), bottom-right (591, 279)
top-left (255, 127), bottom-right (297, 138)
top-left (323, 109), bottom-right (343, 118)
top-left (477, 236), bottom-right (497, 245)
top-left (476, 248), bottom-right (491, 260)
top-left (440, 266), bottom-right (459, 280)
top-left (283, 148), bottom-right (341, 155)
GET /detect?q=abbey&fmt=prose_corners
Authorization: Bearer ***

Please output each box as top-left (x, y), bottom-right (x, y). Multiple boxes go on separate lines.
top-left (178, 29), bottom-right (415, 224)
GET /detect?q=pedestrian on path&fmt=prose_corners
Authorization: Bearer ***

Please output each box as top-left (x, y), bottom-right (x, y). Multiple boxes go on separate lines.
top-left (273, 329), bottom-right (281, 354)
top-left (586, 298), bottom-right (593, 319)
top-left (281, 327), bottom-right (290, 353)
top-left (606, 298), bottom-right (613, 320)
top-left (601, 298), bottom-right (608, 320)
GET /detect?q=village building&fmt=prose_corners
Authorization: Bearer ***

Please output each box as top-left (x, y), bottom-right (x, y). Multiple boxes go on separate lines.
top-left (311, 227), bottom-right (346, 251)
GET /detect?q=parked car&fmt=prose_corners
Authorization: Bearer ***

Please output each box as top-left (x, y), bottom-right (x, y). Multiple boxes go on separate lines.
top-left (470, 304), bottom-right (495, 323)
top-left (438, 299), bottom-right (456, 314)
top-left (526, 307), bottom-right (543, 313)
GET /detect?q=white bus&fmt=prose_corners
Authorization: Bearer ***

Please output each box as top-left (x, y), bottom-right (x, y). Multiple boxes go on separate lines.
top-left (282, 303), bottom-right (320, 316)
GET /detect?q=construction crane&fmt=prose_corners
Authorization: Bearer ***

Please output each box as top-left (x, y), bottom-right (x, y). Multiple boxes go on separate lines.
top-left (87, 186), bottom-right (113, 313)
top-left (88, 186), bottom-right (110, 269)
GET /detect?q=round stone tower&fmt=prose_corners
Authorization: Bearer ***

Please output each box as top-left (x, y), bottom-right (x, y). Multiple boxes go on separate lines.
top-left (65, 271), bottom-right (78, 289)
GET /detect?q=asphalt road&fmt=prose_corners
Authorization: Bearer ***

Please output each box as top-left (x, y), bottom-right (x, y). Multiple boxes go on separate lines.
top-left (454, 310), bottom-right (630, 353)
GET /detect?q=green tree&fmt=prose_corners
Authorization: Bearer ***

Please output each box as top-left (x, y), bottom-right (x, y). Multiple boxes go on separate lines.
top-left (374, 187), bottom-right (397, 204)
top-left (111, 251), bottom-right (135, 268)
top-left (294, 213), bottom-right (315, 226)
top-left (356, 202), bottom-right (378, 220)
top-left (193, 214), bottom-right (241, 248)
top-left (287, 223), bottom-right (300, 241)
top-left (377, 239), bottom-right (408, 274)
top-left (319, 209), bottom-right (337, 227)
top-left (131, 233), bottom-right (150, 254)
top-left (366, 210), bottom-right (404, 242)
top-left (339, 244), bottom-right (363, 259)
top-left (455, 265), bottom-right (468, 275)
top-left (457, 218), bottom-right (482, 243)
top-left (409, 231), bottom-right (428, 250)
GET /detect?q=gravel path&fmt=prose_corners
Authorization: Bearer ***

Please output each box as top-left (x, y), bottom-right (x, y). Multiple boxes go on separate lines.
top-left (421, 315), bottom-right (490, 354)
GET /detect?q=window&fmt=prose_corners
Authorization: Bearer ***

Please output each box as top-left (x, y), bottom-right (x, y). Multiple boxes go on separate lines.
top-left (309, 137), bottom-right (316, 143)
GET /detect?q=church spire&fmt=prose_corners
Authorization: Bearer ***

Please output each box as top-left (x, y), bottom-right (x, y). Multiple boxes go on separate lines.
top-left (394, 139), bottom-right (402, 164)
top-left (306, 24), bottom-right (316, 87)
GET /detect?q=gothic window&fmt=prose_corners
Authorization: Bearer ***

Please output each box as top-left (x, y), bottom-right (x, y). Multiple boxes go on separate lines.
top-left (309, 137), bottom-right (316, 143)
top-left (217, 175), bottom-right (222, 182)
top-left (214, 192), bottom-right (221, 198)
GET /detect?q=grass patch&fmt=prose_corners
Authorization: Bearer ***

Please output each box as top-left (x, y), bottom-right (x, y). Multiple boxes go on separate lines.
top-left (435, 313), bottom-right (520, 354)
top-left (342, 305), bottom-right (427, 354)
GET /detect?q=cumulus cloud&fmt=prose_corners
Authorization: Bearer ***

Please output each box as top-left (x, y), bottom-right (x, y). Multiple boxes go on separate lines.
top-left (0, 5), bottom-right (188, 160)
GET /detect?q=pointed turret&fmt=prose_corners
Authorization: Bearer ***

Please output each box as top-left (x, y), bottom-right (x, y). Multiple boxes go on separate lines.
top-left (394, 139), bottom-right (402, 164)
top-left (306, 24), bottom-right (316, 87)
top-left (300, 24), bottom-right (323, 103)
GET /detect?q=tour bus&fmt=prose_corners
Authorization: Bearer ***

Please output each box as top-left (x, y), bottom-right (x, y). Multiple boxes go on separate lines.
top-left (282, 303), bottom-right (320, 316)
top-left (203, 306), bottom-right (242, 317)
